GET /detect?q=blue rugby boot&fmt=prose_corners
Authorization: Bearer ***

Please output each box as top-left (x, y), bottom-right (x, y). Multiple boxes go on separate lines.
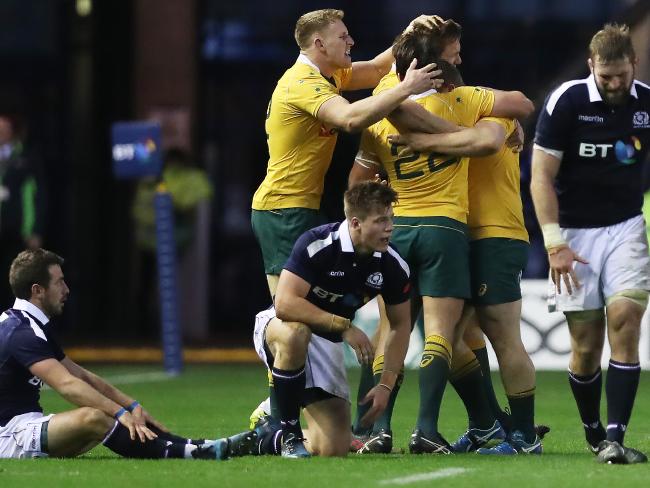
top-left (281, 432), bottom-right (311, 458)
top-left (451, 420), bottom-right (506, 453)
top-left (477, 430), bottom-right (542, 455)
top-left (192, 439), bottom-right (229, 460)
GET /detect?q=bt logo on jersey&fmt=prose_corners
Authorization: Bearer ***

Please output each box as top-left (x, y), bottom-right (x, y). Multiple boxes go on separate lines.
top-left (578, 137), bottom-right (642, 164)
top-left (312, 286), bottom-right (343, 302)
top-left (578, 142), bottom-right (612, 157)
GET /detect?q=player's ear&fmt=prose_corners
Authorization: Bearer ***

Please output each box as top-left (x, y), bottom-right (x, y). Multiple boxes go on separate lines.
top-left (587, 57), bottom-right (594, 73)
top-left (349, 216), bottom-right (361, 229)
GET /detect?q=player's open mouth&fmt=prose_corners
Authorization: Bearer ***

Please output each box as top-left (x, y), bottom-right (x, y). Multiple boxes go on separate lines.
top-left (345, 49), bottom-right (351, 58)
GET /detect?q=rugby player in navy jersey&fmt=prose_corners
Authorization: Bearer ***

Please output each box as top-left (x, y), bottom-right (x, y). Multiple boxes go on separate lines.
top-left (0, 249), bottom-right (254, 460)
top-left (531, 23), bottom-right (650, 464)
top-left (251, 181), bottom-right (411, 458)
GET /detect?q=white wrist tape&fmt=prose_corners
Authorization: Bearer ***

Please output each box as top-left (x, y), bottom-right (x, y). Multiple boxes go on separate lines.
top-left (541, 223), bottom-right (566, 250)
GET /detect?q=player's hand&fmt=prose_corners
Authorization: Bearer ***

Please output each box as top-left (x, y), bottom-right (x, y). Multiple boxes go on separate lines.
top-left (506, 120), bottom-right (525, 153)
top-left (404, 15), bottom-right (445, 34)
top-left (388, 132), bottom-right (432, 152)
top-left (373, 173), bottom-right (388, 186)
top-left (342, 325), bottom-right (374, 365)
top-left (548, 245), bottom-right (588, 295)
top-left (118, 411), bottom-right (158, 443)
top-left (131, 404), bottom-right (169, 433)
top-left (401, 58), bottom-right (443, 95)
top-left (358, 385), bottom-right (391, 428)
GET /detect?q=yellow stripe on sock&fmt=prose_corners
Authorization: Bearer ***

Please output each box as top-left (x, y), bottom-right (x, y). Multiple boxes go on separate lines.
top-left (449, 357), bottom-right (480, 382)
top-left (420, 335), bottom-right (452, 367)
top-left (267, 369), bottom-right (274, 387)
top-left (372, 355), bottom-right (385, 376)
top-left (507, 387), bottom-right (536, 399)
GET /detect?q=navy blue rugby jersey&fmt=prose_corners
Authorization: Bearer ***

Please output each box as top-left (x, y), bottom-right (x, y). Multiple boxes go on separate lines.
top-left (283, 220), bottom-right (411, 342)
top-left (0, 299), bottom-right (65, 426)
top-left (534, 74), bottom-right (650, 228)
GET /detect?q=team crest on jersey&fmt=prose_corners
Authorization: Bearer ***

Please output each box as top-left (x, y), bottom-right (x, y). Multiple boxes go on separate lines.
top-left (366, 272), bottom-right (383, 289)
top-left (633, 111), bottom-right (650, 128)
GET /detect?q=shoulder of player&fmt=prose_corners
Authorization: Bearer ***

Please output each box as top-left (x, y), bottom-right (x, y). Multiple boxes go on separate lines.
top-left (0, 311), bottom-right (45, 344)
top-left (295, 222), bottom-right (341, 259)
top-left (382, 244), bottom-right (410, 278)
top-left (633, 79), bottom-right (650, 99)
top-left (543, 77), bottom-right (591, 115)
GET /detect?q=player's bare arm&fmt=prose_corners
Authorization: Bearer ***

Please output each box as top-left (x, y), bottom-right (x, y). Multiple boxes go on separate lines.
top-left (61, 357), bottom-right (168, 432)
top-left (30, 358), bottom-right (156, 442)
top-left (347, 15), bottom-right (446, 91)
top-left (274, 269), bottom-right (373, 363)
top-left (358, 300), bottom-right (411, 427)
top-left (489, 89), bottom-right (535, 120)
top-left (388, 100), bottom-right (461, 134)
top-left (388, 119), bottom-right (506, 156)
top-left (349, 140), bottom-right (381, 187)
top-left (530, 148), bottom-right (587, 294)
top-left (317, 59), bottom-right (440, 132)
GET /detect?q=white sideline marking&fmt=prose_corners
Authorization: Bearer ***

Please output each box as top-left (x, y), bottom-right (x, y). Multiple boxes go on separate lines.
top-left (379, 468), bottom-right (469, 485)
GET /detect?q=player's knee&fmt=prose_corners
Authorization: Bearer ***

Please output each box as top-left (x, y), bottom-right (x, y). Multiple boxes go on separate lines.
top-left (77, 407), bottom-right (114, 436)
top-left (571, 347), bottom-right (601, 373)
top-left (283, 322), bottom-right (312, 351)
top-left (313, 439), bottom-right (349, 457)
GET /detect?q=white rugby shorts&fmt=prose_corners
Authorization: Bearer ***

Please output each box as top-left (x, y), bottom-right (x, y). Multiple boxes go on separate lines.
top-left (253, 307), bottom-right (350, 402)
top-left (0, 412), bottom-right (53, 459)
top-left (548, 215), bottom-right (650, 312)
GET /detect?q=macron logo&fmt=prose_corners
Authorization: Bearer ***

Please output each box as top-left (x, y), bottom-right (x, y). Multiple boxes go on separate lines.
top-left (578, 115), bottom-right (604, 123)
top-left (329, 271), bottom-right (345, 277)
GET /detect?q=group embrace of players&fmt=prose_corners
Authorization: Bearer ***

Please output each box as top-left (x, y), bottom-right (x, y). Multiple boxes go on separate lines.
top-left (0, 9), bottom-right (648, 465)
top-left (245, 10), bottom-right (650, 464)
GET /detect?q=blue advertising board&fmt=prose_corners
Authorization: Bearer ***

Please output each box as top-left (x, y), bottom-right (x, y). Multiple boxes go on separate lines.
top-left (111, 121), bottom-right (163, 179)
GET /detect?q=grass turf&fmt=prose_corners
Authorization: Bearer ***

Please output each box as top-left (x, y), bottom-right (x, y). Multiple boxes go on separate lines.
top-left (1, 364), bottom-right (649, 487)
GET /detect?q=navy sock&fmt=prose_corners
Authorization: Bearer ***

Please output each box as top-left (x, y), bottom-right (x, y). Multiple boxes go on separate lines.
top-left (104, 423), bottom-right (186, 458)
top-left (606, 360), bottom-right (641, 444)
top-left (271, 366), bottom-right (305, 435)
top-left (568, 368), bottom-right (605, 446)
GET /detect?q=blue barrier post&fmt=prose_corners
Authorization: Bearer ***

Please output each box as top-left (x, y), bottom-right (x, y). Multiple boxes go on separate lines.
top-left (154, 183), bottom-right (183, 375)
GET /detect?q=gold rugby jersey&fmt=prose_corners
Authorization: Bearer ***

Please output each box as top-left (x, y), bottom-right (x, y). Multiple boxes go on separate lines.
top-left (252, 55), bottom-right (352, 210)
top-left (360, 75), bottom-right (494, 221)
top-left (468, 117), bottom-right (528, 242)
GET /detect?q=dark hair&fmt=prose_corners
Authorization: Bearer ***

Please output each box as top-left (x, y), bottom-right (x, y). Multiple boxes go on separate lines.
top-left (344, 181), bottom-right (398, 221)
top-left (437, 60), bottom-right (464, 89)
top-left (9, 249), bottom-right (64, 299)
top-left (393, 19), bottom-right (461, 79)
top-left (589, 23), bottom-right (635, 63)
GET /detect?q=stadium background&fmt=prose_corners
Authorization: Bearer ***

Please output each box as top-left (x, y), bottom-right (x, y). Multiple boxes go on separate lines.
top-left (0, 0), bottom-right (649, 359)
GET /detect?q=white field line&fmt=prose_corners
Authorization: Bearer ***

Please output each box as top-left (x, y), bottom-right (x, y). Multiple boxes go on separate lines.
top-left (379, 468), bottom-right (469, 485)
top-left (42, 371), bottom-right (171, 390)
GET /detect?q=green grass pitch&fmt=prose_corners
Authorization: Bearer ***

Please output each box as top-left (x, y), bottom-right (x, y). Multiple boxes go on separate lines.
top-left (1, 364), bottom-right (648, 487)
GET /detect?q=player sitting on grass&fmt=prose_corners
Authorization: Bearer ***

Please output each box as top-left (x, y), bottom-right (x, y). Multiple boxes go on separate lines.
top-left (0, 248), bottom-right (254, 460)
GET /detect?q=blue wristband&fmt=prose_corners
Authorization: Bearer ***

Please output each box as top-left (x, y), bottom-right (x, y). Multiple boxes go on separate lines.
top-left (114, 407), bottom-right (128, 420)
top-left (127, 401), bottom-right (140, 412)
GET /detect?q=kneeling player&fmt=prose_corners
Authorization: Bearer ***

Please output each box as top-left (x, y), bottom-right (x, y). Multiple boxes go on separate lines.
top-left (253, 181), bottom-right (411, 457)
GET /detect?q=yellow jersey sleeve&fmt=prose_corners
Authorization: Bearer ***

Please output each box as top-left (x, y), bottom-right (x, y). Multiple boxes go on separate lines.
top-left (356, 129), bottom-right (382, 168)
top-left (373, 71), bottom-right (399, 95)
top-left (467, 116), bottom-right (528, 242)
top-left (446, 86), bottom-right (495, 127)
top-left (287, 70), bottom-right (343, 118)
top-left (337, 67), bottom-right (354, 91)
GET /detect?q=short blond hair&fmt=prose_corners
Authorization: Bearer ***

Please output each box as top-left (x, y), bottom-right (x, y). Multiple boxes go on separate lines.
top-left (294, 9), bottom-right (344, 50)
top-left (589, 23), bottom-right (635, 62)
